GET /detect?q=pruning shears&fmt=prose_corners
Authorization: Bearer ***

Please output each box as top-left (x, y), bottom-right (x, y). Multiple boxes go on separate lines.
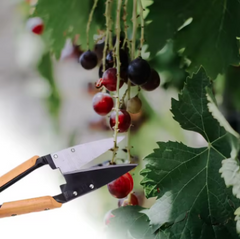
top-left (0, 136), bottom-right (136, 218)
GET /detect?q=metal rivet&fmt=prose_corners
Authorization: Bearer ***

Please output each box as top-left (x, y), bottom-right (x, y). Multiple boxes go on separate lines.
top-left (53, 154), bottom-right (58, 159)
top-left (73, 191), bottom-right (78, 196)
top-left (71, 148), bottom-right (75, 152)
top-left (89, 184), bottom-right (94, 189)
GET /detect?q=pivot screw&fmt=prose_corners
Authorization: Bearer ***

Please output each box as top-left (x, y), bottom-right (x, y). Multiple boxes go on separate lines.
top-left (53, 154), bottom-right (58, 159)
top-left (71, 148), bottom-right (75, 152)
top-left (73, 191), bottom-right (78, 196)
top-left (89, 184), bottom-right (94, 189)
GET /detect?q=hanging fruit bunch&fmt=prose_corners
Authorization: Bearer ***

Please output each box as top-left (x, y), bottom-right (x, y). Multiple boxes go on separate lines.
top-left (26, 0), bottom-right (160, 223)
top-left (78, 0), bottom-right (160, 159)
top-left (77, 0), bottom-right (160, 216)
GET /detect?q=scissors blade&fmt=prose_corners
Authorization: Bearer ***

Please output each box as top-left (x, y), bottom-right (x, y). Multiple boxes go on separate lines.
top-left (49, 136), bottom-right (125, 173)
top-left (56, 164), bottom-right (137, 203)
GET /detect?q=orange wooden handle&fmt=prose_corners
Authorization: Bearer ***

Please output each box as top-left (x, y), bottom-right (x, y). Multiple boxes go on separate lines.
top-left (0, 196), bottom-right (62, 218)
top-left (0, 156), bottom-right (39, 187)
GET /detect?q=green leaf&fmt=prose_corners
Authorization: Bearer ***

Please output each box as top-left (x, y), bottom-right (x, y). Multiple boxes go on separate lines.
top-left (140, 67), bottom-right (240, 238)
top-left (145, 1), bottom-right (240, 78)
top-left (37, 52), bottom-right (61, 120)
top-left (206, 69), bottom-right (240, 235)
top-left (34, 0), bottom-right (104, 58)
top-left (106, 206), bottom-right (162, 239)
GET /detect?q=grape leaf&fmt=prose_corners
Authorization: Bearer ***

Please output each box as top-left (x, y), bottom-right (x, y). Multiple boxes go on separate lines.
top-left (145, 1), bottom-right (240, 78)
top-left (206, 78), bottom-right (240, 234)
top-left (33, 0), bottom-right (135, 59)
top-left (142, 68), bottom-right (239, 239)
top-left (106, 67), bottom-right (240, 238)
top-left (105, 206), bottom-right (161, 239)
top-left (33, 0), bottom-right (104, 58)
top-left (139, 67), bottom-right (240, 238)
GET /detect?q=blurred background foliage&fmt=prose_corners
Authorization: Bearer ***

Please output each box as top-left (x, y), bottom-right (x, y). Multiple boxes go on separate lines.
top-left (13, 0), bottom-right (240, 226)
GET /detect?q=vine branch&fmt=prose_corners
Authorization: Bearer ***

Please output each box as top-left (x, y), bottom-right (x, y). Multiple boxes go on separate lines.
top-left (111, 0), bottom-right (122, 163)
top-left (138, 0), bottom-right (144, 57)
top-left (122, 0), bottom-right (130, 50)
top-left (131, 0), bottom-right (138, 60)
top-left (108, 0), bottom-right (113, 50)
top-left (86, 0), bottom-right (99, 50)
top-left (102, 0), bottom-right (111, 73)
top-left (126, 0), bottom-right (138, 162)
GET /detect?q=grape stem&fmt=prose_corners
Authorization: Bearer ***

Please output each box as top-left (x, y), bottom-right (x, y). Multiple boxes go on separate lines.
top-left (120, 88), bottom-right (128, 108)
top-left (102, 0), bottom-right (111, 73)
top-left (138, 0), bottom-right (144, 57)
top-left (131, 0), bottom-right (138, 60)
top-left (125, 0), bottom-right (138, 162)
top-left (108, 0), bottom-right (113, 50)
top-left (111, 0), bottom-right (122, 163)
top-left (86, 0), bottom-right (99, 50)
top-left (122, 0), bottom-right (130, 51)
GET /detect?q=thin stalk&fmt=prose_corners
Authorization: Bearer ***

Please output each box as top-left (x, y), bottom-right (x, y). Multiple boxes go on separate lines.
top-left (111, 0), bottom-right (122, 163)
top-left (131, 0), bottom-right (138, 60)
top-left (126, 0), bottom-right (138, 162)
top-left (108, 0), bottom-right (113, 50)
top-left (86, 0), bottom-right (99, 50)
top-left (102, 0), bottom-right (111, 73)
top-left (120, 88), bottom-right (128, 108)
top-left (127, 81), bottom-right (132, 162)
top-left (122, 0), bottom-right (130, 50)
top-left (138, 0), bottom-right (144, 56)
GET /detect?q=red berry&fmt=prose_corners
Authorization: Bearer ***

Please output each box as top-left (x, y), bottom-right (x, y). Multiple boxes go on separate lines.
top-left (109, 109), bottom-right (131, 132)
top-left (104, 210), bottom-right (115, 225)
top-left (141, 68), bottom-right (160, 91)
top-left (107, 172), bottom-right (134, 198)
top-left (79, 50), bottom-right (98, 70)
top-left (26, 17), bottom-right (44, 35)
top-left (118, 192), bottom-right (139, 207)
top-left (96, 68), bottom-right (124, 91)
top-left (92, 92), bottom-right (114, 116)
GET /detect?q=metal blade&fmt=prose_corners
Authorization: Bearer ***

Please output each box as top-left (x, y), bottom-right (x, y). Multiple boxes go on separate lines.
top-left (50, 136), bottom-right (125, 173)
top-left (55, 164), bottom-right (137, 203)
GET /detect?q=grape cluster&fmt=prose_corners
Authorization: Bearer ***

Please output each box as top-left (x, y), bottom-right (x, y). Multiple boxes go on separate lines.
top-left (79, 37), bottom-right (160, 133)
top-left (25, 17), bottom-right (160, 133)
top-left (26, 15), bottom-right (155, 225)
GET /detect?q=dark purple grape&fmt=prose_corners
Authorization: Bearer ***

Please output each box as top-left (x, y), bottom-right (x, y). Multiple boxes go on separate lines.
top-left (128, 57), bottom-right (151, 85)
top-left (79, 50), bottom-right (98, 70)
top-left (141, 68), bottom-right (160, 91)
top-left (106, 49), bottom-right (129, 69)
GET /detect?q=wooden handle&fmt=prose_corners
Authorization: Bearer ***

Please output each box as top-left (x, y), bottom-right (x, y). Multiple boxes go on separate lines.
top-left (0, 196), bottom-right (62, 218)
top-left (0, 156), bottom-right (39, 188)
